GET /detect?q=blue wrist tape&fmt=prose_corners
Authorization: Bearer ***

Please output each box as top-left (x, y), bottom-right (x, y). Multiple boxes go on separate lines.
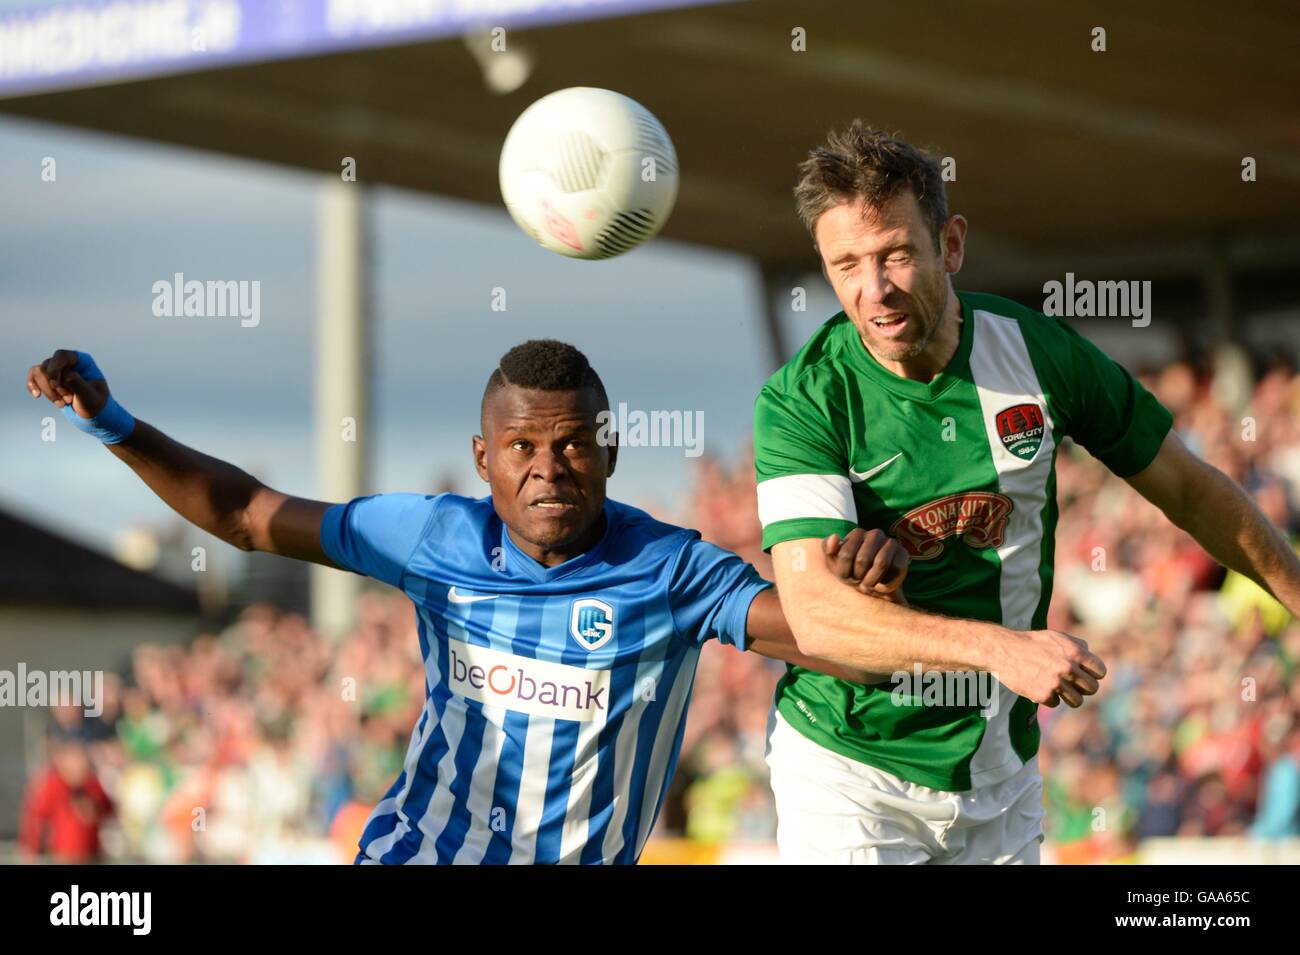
top-left (59, 352), bottom-right (136, 445)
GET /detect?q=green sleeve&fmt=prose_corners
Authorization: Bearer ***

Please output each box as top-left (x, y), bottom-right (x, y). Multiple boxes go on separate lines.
top-left (753, 382), bottom-right (857, 552)
top-left (1035, 317), bottom-right (1173, 477)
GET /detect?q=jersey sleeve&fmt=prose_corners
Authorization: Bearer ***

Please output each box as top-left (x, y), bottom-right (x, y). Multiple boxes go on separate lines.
top-left (1039, 317), bottom-right (1174, 476)
top-left (319, 493), bottom-right (443, 589)
top-left (753, 382), bottom-right (857, 552)
top-left (667, 535), bottom-right (772, 651)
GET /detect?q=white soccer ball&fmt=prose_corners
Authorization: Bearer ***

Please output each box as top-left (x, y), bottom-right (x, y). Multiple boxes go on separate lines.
top-left (499, 87), bottom-right (679, 260)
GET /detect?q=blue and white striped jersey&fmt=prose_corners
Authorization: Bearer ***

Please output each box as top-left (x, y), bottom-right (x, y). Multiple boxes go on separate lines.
top-left (319, 492), bottom-right (770, 864)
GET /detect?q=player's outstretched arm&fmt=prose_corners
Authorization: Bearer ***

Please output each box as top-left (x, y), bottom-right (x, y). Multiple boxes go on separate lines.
top-left (1126, 431), bottom-right (1300, 616)
top-left (770, 537), bottom-right (1105, 708)
top-left (745, 590), bottom-right (882, 684)
top-left (26, 349), bottom-right (339, 567)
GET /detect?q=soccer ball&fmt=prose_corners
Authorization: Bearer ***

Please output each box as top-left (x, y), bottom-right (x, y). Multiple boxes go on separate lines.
top-left (499, 87), bottom-right (679, 260)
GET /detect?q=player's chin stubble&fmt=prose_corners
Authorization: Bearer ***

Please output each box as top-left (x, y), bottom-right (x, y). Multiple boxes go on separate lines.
top-left (864, 274), bottom-right (950, 362)
top-left (869, 327), bottom-right (930, 362)
top-left (521, 508), bottom-right (589, 549)
top-left (858, 304), bottom-right (938, 362)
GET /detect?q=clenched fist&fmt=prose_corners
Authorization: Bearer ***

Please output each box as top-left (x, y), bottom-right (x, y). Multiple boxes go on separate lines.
top-left (993, 629), bottom-right (1107, 708)
top-left (26, 349), bottom-right (109, 419)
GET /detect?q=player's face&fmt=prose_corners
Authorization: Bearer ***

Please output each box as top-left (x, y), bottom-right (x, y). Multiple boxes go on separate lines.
top-left (815, 191), bottom-right (965, 372)
top-left (475, 385), bottom-right (616, 566)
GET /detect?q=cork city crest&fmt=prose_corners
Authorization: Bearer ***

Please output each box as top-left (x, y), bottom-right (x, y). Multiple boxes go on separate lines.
top-left (995, 403), bottom-right (1046, 461)
top-left (889, 492), bottom-right (1015, 560)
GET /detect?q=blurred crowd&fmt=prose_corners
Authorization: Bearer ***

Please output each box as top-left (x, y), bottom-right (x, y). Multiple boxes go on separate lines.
top-left (1040, 352), bottom-right (1300, 861)
top-left (20, 596), bottom-right (425, 863)
top-left (17, 348), bottom-right (1300, 863)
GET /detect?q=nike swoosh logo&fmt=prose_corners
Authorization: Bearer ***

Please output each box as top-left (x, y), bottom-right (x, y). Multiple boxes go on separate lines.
top-left (848, 451), bottom-right (903, 483)
top-left (448, 586), bottom-right (499, 604)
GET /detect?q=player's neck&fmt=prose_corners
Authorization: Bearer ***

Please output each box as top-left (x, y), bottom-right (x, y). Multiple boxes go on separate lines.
top-left (513, 510), bottom-right (609, 568)
top-left (870, 292), bottom-right (963, 383)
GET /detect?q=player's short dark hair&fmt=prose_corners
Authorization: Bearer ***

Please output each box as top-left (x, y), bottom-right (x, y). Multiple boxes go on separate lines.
top-left (793, 121), bottom-right (949, 252)
top-left (481, 339), bottom-right (610, 425)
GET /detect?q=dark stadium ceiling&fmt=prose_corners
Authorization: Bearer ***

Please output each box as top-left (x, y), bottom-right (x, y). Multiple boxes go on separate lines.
top-left (3, 0), bottom-right (1299, 287)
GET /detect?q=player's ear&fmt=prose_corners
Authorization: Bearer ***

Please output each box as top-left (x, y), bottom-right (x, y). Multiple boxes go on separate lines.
top-left (472, 434), bottom-right (489, 483)
top-left (941, 214), bottom-right (967, 274)
top-left (605, 430), bottom-right (618, 477)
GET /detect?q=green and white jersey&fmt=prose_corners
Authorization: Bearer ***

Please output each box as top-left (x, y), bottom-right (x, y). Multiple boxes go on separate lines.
top-left (754, 290), bottom-right (1173, 791)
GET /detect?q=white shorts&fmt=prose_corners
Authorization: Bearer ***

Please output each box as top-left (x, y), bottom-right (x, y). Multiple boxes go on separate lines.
top-left (765, 709), bottom-right (1045, 865)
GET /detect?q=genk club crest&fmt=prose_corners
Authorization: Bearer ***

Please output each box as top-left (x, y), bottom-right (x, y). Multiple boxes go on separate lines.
top-left (995, 403), bottom-right (1046, 461)
top-left (570, 598), bottom-right (615, 651)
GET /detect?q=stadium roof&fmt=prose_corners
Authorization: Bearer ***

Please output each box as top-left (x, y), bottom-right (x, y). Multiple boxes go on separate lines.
top-left (0, 508), bottom-right (200, 612)
top-left (2, 0), bottom-right (1298, 287)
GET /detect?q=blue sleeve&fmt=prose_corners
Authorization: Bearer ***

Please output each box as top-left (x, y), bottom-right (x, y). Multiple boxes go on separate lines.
top-left (319, 493), bottom-right (442, 589)
top-left (1250, 759), bottom-right (1300, 839)
top-left (667, 535), bottom-right (773, 651)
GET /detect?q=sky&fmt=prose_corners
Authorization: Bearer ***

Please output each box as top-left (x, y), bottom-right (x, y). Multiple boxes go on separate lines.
top-left (0, 112), bottom-right (840, 564)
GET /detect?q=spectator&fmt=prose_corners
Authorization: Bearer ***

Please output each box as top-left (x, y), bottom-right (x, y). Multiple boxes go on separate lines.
top-left (18, 736), bottom-right (114, 863)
